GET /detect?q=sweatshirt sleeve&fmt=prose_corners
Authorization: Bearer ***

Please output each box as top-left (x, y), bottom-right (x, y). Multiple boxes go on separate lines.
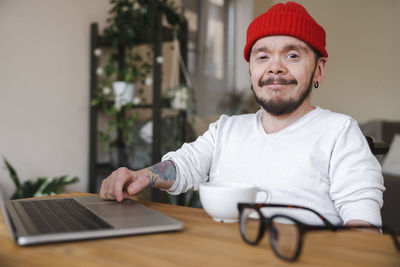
top-left (328, 118), bottom-right (385, 226)
top-left (160, 118), bottom-right (220, 195)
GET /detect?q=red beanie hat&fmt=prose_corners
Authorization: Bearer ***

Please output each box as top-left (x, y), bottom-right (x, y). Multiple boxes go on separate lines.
top-left (244, 1), bottom-right (327, 62)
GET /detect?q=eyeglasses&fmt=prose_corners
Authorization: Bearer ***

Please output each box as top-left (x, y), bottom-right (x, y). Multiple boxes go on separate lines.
top-left (237, 203), bottom-right (400, 262)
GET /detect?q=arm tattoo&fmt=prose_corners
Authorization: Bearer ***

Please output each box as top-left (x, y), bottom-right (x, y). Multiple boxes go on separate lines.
top-left (147, 160), bottom-right (176, 187)
top-left (148, 174), bottom-right (158, 187)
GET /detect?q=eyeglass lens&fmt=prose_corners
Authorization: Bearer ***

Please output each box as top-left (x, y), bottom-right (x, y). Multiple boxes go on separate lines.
top-left (239, 208), bottom-right (260, 243)
top-left (240, 208), bottom-right (301, 261)
top-left (270, 216), bottom-right (301, 260)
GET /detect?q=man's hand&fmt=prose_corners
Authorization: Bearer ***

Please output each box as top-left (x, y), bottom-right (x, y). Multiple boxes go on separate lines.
top-left (345, 220), bottom-right (380, 233)
top-left (99, 161), bottom-right (177, 202)
top-left (100, 167), bottom-right (149, 202)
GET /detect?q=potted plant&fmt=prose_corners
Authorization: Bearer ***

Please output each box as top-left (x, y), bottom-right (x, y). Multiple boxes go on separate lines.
top-left (2, 157), bottom-right (79, 199)
top-left (92, 0), bottom-right (187, 168)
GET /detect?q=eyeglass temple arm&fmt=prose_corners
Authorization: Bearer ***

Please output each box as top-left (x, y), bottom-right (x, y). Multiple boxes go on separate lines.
top-left (292, 205), bottom-right (335, 227)
top-left (304, 225), bottom-right (400, 251)
top-left (381, 226), bottom-right (400, 251)
top-left (258, 204), bottom-right (335, 227)
top-left (238, 203), bottom-right (335, 227)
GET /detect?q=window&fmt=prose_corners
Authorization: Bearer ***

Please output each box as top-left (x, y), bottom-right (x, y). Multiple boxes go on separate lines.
top-left (181, 0), bottom-right (235, 115)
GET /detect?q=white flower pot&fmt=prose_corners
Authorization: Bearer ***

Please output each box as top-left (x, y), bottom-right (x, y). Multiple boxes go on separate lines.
top-left (112, 81), bottom-right (135, 108)
top-left (171, 87), bottom-right (188, 110)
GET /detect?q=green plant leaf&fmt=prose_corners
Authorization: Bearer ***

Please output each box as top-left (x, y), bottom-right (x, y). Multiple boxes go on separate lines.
top-left (91, 99), bottom-right (100, 106)
top-left (18, 178), bottom-right (47, 199)
top-left (33, 175), bottom-right (79, 197)
top-left (2, 157), bottom-right (21, 190)
top-left (8, 174), bottom-right (80, 200)
top-left (186, 190), bottom-right (199, 207)
top-left (126, 114), bottom-right (137, 128)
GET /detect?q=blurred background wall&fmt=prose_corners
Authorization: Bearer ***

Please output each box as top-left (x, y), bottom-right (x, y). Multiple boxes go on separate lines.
top-left (0, 0), bottom-right (110, 198)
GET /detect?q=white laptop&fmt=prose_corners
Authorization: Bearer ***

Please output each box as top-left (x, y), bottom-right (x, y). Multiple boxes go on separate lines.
top-left (0, 190), bottom-right (183, 246)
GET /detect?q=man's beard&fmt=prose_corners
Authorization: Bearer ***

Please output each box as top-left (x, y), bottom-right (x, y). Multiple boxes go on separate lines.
top-left (251, 75), bottom-right (313, 116)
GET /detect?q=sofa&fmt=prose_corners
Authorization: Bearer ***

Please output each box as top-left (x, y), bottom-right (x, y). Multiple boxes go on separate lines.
top-left (381, 174), bottom-right (400, 234)
top-left (360, 120), bottom-right (400, 234)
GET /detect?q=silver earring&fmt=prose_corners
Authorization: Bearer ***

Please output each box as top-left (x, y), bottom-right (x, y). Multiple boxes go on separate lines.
top-left (314, 81), bottom-right (319, 88)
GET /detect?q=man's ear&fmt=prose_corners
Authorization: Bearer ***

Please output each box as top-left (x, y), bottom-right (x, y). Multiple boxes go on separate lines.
top-left (315, 57), bottom-right (328, 83)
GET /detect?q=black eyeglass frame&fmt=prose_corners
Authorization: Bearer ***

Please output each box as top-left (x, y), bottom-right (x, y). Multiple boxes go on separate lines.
top-left (237, 203), bottom-right (400, 262)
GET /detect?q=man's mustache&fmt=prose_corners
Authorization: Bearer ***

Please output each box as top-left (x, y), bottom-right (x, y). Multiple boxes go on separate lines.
top-left (259, 77), bottom-right (298, 87)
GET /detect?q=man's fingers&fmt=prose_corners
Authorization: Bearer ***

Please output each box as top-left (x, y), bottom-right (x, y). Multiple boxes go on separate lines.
top-left (113, 167), bottom-right (132, 202)
top-left (107, 170), bottom-right (117, 199)
top-left (99, 168), bottom-right (148, 201)
top-left (101, 178), bottom-right (113, 200)
top-left (99, 179), bottom-right (107, 199)
top-left (100, 169), bottom-right (125, 200)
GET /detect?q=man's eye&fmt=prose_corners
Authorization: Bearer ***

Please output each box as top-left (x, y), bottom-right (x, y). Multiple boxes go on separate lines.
top-left (287, 54), bottom-right (299, 59)
top-left (258, 55), bottom-right (268, 60)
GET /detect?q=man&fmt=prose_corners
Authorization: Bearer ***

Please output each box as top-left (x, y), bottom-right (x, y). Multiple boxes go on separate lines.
top-left (100, 2), bottom-right (384, 227)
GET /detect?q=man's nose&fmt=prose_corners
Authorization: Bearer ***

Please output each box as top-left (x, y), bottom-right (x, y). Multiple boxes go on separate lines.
top-left (267, 57), bottom-right (287, 75)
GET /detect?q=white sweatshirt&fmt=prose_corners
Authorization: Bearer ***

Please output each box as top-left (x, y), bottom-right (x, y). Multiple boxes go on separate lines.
top-left (162, 107), bottom-right (385, 226)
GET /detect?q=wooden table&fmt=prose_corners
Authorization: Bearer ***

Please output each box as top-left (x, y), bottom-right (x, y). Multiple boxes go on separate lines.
top-left (0, 193), bottom-right (399, 267)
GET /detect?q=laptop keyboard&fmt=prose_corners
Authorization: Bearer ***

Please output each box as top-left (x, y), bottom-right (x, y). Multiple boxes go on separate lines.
top-left (19, 199), bottom-right (113, 234)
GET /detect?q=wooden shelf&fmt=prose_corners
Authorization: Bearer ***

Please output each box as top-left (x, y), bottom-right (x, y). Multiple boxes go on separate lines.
top-left (97, 26), bottom-right (178, 47)
top-left (88, 17), bottom-right (188, 200)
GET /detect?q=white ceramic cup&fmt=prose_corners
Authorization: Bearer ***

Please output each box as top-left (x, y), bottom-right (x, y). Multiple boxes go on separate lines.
top-left (199, 182), bottom-right (271, 223)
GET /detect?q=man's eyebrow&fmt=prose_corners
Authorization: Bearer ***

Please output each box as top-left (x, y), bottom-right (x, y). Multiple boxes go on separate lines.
top-left (284, 44), bottom-right (310, 53)
top-left (251, 47), bottom-right (270, 54)
top-left (251, 44), bottom-right (310, 54)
